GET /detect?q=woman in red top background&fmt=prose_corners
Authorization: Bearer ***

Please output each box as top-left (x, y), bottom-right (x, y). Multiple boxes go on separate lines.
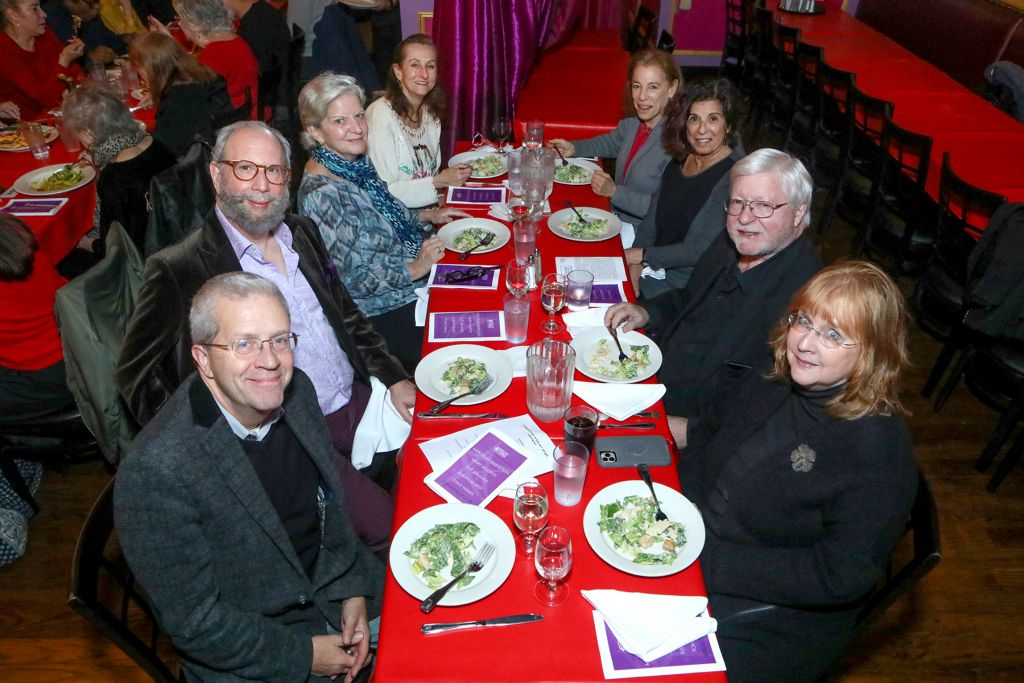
top-left (0, 215), bottom-right (76, 423)
top-left (173, 0), bottom-right (257, 120)
top-left (0, 0), bottom-right (83, 120)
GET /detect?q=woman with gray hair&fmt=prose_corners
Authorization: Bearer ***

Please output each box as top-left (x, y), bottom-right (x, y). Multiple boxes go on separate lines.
top-left (61, 83), bottom-right (176, 253)
top-left (297, 72), bottom-right (468, 373)
top-left (171, 0), bottom-right (257, 119)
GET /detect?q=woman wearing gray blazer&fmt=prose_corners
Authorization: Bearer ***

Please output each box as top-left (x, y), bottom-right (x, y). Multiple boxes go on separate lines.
top-left (626, 79), bottom-right (745, 299)
top-left (548, 49), bottom-right (680, 226)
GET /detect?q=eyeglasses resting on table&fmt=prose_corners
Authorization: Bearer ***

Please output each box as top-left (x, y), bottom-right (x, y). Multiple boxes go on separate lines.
top-left (443, 266), bottom-right (500, 283)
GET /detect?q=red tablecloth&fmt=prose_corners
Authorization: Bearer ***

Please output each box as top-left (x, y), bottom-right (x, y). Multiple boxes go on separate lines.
top-left (515, 47), bottom-right (630, 142)
top-left (374, 146), bottom-right (726, 682)
top-left (775, 1), bottom-right (1024, 208)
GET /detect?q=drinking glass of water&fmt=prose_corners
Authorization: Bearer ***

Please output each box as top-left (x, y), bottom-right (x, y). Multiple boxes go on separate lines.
top-left (565, 270), bottom-right (594, 312)
top-left (534, 525), bottom-right (572, 606)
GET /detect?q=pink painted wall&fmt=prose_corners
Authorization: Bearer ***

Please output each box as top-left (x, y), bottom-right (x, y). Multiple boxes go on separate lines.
top-left (401, 0), bottom-right (435, 37)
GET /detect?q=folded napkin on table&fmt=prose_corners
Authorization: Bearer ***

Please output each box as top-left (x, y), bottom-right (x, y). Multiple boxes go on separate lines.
top-left (562, 307), bottom-right (609, 338)
top-left (641, 265), bottom-right (666, 280)
top-left (498, 345), bottom-right (528, 377)
top-left (573, 380), bottom-right (665, 421)
top-left (582, 589), bottom-right (717, 663)
top-left (414, 287), bottom-right (429, 327)
top-left (351, 377), bottom-right (412, 469)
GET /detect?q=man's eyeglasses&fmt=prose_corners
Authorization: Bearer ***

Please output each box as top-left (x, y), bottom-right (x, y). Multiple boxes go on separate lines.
top-left (202, 333), bottom-right (299, 357)
top-left (217, 160), bottom-right (291, 185)
top-left (443, 266), bottom-right (498, 283)
top-left (724, 198), bottom-right (788, 219)
top-left (787, 313), bottom-right (858, 349)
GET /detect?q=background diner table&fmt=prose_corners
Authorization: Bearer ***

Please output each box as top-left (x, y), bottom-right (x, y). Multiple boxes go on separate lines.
top-left (373, 144), bottom-right (726, 682)
top-left (774, 1), bottom-right (1024, 207)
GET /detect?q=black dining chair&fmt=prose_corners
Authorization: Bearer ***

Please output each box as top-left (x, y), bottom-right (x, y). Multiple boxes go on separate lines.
top-left (68, 478), bottom-right (184, 683)
top-left (784, 41), bottom-right (824, 164)
top-left (851, 112), bottom-right (934, 274)
top-left (814, 62), bottom-right (857, 239)
top-left (831, 85), bottom-right (893, 234)
top-left (719, 0), bottom-right (751, 82)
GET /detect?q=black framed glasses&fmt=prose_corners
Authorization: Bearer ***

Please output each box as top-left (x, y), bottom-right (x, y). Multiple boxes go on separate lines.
top-left (217, 159), bottom-right (291, 185)
top-left (443, 266), bottom-right (498, 283)
top-left (202, 333), bottom-right (299, 357)
top-left (787, 313), bottom-right (858, 349)
top-left (724, 198), bottom-right (788, 219)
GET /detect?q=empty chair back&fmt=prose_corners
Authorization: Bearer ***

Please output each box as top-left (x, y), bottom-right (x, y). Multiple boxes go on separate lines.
top-left (818, 62), bottom-right (856, 142)
top-left (933, 151), bottom-right (1008, 278)
top-left (68, 479), bottom-right (181, 682)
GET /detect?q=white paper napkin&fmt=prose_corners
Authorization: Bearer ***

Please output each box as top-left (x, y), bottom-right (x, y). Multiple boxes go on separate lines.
top-left (351, 377), bottom-right (412, 469)
top-left (498, 345), bottom-right (528, 377)
top-left (573, 380), bottom-right (665, 421)
top-left (414, 287), bottom-right (429, 327)
top-left (562, 308), bottom-right (608, 338)
top-left (619, 220), bottom-right (636, 249)
top-left (582, 590), bottom-right (717, 663)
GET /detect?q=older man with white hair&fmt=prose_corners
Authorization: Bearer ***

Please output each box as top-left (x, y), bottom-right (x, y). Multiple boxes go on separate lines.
top-left (606, 148), bottom-right (823, 447)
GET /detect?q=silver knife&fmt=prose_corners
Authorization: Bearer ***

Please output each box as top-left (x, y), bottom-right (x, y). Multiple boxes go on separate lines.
top-left (421, 613), bottom-right (543, 634)
top-left (416, 412), bottom-right (509, 420)
top-left (598, 422), bottom-right (657, 430)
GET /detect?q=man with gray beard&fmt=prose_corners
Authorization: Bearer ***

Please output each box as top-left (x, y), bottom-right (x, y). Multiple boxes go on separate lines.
top-left (117, 121), bottom-right (412, 552)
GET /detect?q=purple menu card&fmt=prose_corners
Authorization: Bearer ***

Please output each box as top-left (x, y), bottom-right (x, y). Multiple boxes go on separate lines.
top-left (589, 282), bottom-right (628, 306)
top-left (592, 613), bottom-right (726, 678)
top-left (428, 311), bottom-right (505, 342)
top-left (424, 431), bottom-right (528, 507)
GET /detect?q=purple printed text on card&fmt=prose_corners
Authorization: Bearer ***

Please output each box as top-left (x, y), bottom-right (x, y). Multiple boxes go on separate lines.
top-left (432, 432), bottom-right (528, 505)
top-left (432, 311), bottom-right (503, 339)
top-left (605, 623), bottom-right (718, 670)
top-left (449, 187), bottom-right (505, 204)
top-left (590, 283), bottom-right (626, 305)
top-left (431, 264), bottom-right (497, 287)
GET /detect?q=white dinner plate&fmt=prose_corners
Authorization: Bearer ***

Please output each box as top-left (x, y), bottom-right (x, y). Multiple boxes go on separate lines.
top-left (0, 124), bottom-right (58, 153)
top-left (570, 327), bottom-right (662, 384)
top-left (553, 158), bottom-right (601, 185)
top-left (448, 149), bottom-right (508, 178)
top-left (547, 207), bottom-right (623, 243)
top-left (414, 344), bottom-right (513, 405)
top-left (583, 480), bottom-right (706, 577)
top-left (389, 503), bottom-right (516, 606)
top-left (436, 218), bottom-right (510, 254)
top-left (12, 163), bottom-right (97, 196)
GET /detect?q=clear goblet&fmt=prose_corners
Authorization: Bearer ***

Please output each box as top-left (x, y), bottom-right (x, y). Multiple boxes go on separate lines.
top-left (534, 525), bottom-right (572, 606)
top-left (540, 273), bottom-right (567, 334)
top-left (506, 258), bottom-right (530, 298)
top-left (513, 480), bottom-right (549, 557)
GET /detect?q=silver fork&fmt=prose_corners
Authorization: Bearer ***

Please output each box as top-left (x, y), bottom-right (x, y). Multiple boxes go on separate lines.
top-left (607, 325), bottom-right (628, 363)
top-left (563, 200), bottom-right (590, 226)
top-left (428, 375), bottom-right (494, 414)
top-left (637, 464), bottom-right (668, 522)
top-left (458, 233), bottom-right (496, 261)
top-left (420, 542), bottom-right (495, 613)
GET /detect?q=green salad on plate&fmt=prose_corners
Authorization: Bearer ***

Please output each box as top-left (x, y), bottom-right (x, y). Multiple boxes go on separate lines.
top-left (562, 213), bottom-right (609, 239)
top-left (404, 522), bottom-right (483, 589)
top-left (597, 495), bottom-right (686, 565)
top-left (587, 339), bottom-right (651, 379)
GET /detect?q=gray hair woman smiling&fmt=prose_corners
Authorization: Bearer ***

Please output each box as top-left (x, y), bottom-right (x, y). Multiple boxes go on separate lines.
top-left (296, 72), bottom-right (468, 373)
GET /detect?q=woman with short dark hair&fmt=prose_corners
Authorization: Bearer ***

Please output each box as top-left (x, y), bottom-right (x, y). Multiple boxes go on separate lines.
top-left (626, 78), bottom-right (745, 298)
top-left (681, 260), bottom-right (917, 682)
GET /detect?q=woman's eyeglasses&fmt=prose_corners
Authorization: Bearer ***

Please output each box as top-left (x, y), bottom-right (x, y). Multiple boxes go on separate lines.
top-left (443, 266), bottom-right (498, 283)
top-left (787, 313), bottom-right (858, 349)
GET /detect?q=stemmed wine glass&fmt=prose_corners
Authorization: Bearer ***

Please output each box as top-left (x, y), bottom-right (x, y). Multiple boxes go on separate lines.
top-left (492, 114), bottom-right (512, 151)
top-left (506, 258), bottom-right (530, 298)
top-left (540, 273), bottom-right (567, 334)
top-left (513, 480), bottom-right (549, 557)
top-left (534, 525), bottom-right (573, 606)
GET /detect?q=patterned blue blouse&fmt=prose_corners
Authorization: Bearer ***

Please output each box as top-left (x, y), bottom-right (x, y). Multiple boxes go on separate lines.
top-left (298, 171), bottom-right (426, 317)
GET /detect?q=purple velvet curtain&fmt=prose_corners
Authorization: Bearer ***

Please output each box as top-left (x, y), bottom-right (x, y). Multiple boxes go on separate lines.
top-left (433, 0), bottom-right (557, 158)
top-left (543, 0), bottom-right (587, 49)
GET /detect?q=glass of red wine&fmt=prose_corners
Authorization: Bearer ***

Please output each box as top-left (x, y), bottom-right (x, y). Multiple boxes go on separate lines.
top-left (534, 525), bottom-right (572, 606)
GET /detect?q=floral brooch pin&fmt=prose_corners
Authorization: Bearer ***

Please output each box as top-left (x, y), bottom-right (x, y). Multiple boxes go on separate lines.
top-left (790, 444), bottom-right (816, 473)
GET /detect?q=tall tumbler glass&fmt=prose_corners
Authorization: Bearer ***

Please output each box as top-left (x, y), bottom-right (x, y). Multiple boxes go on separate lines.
top-left (527, 338), bottom-right (576, 423)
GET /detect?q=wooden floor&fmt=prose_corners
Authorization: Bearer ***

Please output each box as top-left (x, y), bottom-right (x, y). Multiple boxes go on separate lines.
top-left (2, 182), bottom-right (1024, 683)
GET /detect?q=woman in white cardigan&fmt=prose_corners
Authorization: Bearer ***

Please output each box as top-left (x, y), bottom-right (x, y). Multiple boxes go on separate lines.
top-left (365, 33), bottom-right (469, 208)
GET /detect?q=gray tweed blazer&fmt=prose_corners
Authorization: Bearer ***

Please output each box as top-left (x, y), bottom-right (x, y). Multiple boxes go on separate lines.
top-left (114, 369), bottom-right (384, 682)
